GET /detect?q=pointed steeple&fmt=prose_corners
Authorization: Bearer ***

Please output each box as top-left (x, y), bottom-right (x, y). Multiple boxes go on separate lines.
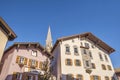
top-left (45, 26), bottom-right (53, 52)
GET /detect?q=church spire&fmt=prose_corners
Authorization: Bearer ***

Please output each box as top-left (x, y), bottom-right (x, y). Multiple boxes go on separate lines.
top-left (45, 26), bottom-right (53, 53)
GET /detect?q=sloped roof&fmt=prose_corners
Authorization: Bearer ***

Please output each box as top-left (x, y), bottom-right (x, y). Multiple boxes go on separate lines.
top-left (114, 68), bottom-right (120, 73)
top-left (0, 17), bottom-right (17, 40)
top-left (51, 32), bottom-right (115, 54)
top-left (4, 42), bottom-right (52, 58)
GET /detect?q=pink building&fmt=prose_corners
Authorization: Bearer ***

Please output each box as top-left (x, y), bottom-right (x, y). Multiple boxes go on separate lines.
top-left (0, 42), bottom-right (51, 80)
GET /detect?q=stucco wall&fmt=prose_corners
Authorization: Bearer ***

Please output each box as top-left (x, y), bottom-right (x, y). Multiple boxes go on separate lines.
top-left (0, 46), bottom-right (48, 80)
top-left (53, 37), bottom-right (116, 80)
top-left (0, 30), bottom-right (8, 62)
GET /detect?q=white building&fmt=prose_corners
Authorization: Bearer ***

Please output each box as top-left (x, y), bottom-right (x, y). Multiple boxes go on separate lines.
top-left (51, 32), bottom-right (117, 80)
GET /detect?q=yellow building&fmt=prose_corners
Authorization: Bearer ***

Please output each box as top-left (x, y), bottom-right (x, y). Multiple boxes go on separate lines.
top-left (0, 17), bottom-right (17, 62)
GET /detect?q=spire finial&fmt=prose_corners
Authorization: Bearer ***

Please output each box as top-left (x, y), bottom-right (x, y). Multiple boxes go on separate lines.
top-left (45, 25), bottom-right (53, 53)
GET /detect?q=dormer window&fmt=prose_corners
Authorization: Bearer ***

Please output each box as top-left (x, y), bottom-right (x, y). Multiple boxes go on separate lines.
top-left (84, 43), bottom-right (89, 48)
top-left (31, 50), bottom-right (37, 57)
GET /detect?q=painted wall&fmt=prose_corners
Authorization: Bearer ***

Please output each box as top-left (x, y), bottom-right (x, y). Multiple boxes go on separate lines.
top-left (0, 30), bottom-right (8, 62)
top-left (0, 45), bottom-right (48, 80)
top-left (52, 37), bottom-right (116, 80)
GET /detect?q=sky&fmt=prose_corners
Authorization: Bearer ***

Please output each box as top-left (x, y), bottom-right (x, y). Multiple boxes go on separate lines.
top-left (0, 0), bottom-right (120, 68)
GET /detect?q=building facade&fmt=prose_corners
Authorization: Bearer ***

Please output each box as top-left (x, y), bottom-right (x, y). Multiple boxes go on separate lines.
top-left (51, 32), bottom-right (117, 80)
top-left (0, 42), bottom-right (51, 80)
top-left (0, 17), bottom-right (17, 62)
top-left (115, 68), bottom-right (120, 80)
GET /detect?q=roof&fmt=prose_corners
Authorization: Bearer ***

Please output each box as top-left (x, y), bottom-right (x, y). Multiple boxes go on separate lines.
top-left (4, 42), bottom-right (52, 58)
top-left (0, 17), bottom-right (17, 40)
top-left (115, 68), bottom-right (120, 73)
top-left (51, 32), bottom-right (115, 54)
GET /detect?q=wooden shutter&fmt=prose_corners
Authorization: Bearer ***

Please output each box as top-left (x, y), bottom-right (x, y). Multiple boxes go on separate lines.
top-left (39, 61), bottom-right (43, 69)
top-left (99, 76), bottom-right (101, 80)
top-left (12, 72), bottom-right (16, 80)
top-left (16, 56), bottom-right (20, 63)
top-left (90, 76), bottom-right (93, 80)
top-left (36, 61), bottom-right (38, 68)
top-left (28, 59), bottom-right (31, 66)
top-left (24, 58), bottom-right (28, 65)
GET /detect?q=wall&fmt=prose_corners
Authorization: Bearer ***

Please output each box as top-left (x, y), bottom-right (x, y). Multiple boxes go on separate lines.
top-left (0, 29), bottom-right (8, 62)
top-left (54, 37), bottom-right (116, 80)
top-left (0, 45), bottom-right (48, 80)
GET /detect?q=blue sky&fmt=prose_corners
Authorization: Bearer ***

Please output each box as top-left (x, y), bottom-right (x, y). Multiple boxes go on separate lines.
top-left (0, 0), bottom-right (120, 68)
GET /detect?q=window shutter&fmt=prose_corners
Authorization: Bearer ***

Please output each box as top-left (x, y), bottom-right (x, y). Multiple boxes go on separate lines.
top-left (65, 59), bottom-right (67, 65)
top-left (28, 59), bottom-right (31, 66)
top-left (90, 76), bottom-right (93, 80)
top-left (74, 60), bottom-right (76, 66)
top-left (99, 76), bottom-right (101, 80)
top-left (39, 62), bottom-right (43, 69)
top-left (16, 56), bottom-right (20, 63)
top-left (24, 58), bottom-right (28, 65)
top-left (36, 61), bottom-right (38, 68)
top-left (82, 75), bottom-right (84, 80)
top-left (12, 72), bottom-right (16, 80)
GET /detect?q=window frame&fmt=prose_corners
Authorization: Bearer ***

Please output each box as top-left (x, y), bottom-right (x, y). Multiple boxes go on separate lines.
top-left (101, 64), bottom-right (106, 70)
top-left (74, 59), bottom-right (81, 66)
top-left (65, 59), bottom-right (72, 66)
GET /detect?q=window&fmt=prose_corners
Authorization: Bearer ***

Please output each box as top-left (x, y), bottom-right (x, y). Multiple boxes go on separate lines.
top-left (76, 74), bottom-right (83, 80)
top-left (31, 50), bottom-right (37, 57)
top-left (31, 60), bottom-right (36, 66)
top-left (107, 65), bottom-right (112, 70)
top-left (90, 75), bottom-right (101, 80)
top-left (28, 75), bottom-right (33, 80)
top-left (19, 57), bottom-right (24, 64)
top-left (91, 45), bottom-right (95, 48)
top-left (74, 47), bottom-right (78, 53)
top-left (99, 53), bottom-right (103, 61)
top-left (16, 56), bottom-right (28, 65)
top-left (66, 74), bottom-right (73, 80)
top-left (65, 45), bottom-right (70, 54)
top-left (29, 59), bottom-right (38, 67)
top-left (84, 43), bottom-right (89, 48)
top-left (101, 64), bottom-right (106, 70)
top-left (74, 59), bottom-right (81, 66)
top-left (85, 61), bottom-right (90, 67)
top-left (89, 51), bottom-right (93, 59)
top-left (105, 76), bottom-right (109, 80)
top-left (83, 49), bottom-right (87, 54)
top-left (91, 63), bottom-right (96, 69)
top-left (93, 76), bottom-right (99, 80)
top-left (81, 42), bottom-right (83, 46)
top-left (104, 55), bottom-right (108, 61)
top-left (65, 59), bottom-right (72, 66)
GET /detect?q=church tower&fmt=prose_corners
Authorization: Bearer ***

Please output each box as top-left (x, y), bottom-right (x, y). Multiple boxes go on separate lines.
top-left (45, 26), bottom-right (53, 53)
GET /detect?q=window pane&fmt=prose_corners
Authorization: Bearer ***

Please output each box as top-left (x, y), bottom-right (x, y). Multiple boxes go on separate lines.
top-left (66, 46), bottom-right (70, 52)
top-left (74, 47), bottom-right (78, 53)
top-left (85, 43), bottom-right (89, 48)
